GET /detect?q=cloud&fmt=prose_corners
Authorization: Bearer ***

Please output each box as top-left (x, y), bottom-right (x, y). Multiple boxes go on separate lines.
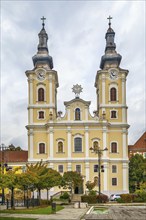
top-left (1, 0), bottom-right (145, 148)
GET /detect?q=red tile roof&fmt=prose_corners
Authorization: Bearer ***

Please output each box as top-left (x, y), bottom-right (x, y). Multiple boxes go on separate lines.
top-left (0, 151), bottom-right (28, 163)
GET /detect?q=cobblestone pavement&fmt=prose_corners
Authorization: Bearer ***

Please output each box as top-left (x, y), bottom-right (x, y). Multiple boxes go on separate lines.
top-left (0, 204), bottom-right (146, 220)
top-left (84, 205), bottom-right (146, 220)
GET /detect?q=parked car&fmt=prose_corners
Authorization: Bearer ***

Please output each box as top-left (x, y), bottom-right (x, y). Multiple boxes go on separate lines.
top-left (109, 194), bottom-right (121, 201)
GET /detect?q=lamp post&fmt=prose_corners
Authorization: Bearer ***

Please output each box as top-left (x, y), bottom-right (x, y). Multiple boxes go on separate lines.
top-left (90, 144), bottom-right (108, 195)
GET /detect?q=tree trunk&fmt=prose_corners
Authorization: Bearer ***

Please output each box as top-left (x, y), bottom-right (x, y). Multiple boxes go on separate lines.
top-left (11, 187), bottom-right (15, 209)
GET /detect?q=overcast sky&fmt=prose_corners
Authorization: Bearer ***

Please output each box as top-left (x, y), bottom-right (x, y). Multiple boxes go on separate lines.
top-left (1, 0), bottom-right (145, 150)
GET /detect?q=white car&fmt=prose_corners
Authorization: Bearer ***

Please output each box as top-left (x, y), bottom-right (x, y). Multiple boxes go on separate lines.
top-left (109, 194), bottom-right (121, 201)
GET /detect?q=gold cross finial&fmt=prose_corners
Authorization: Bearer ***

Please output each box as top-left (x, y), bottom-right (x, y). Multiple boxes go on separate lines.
top-left (107, 15), bottom-right (112, 28)
top-left (41, 16), bottom-right (46, 28)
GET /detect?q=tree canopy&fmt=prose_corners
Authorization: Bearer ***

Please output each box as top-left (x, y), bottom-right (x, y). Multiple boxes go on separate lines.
top-left (129, 154), bottom-right (146, 192)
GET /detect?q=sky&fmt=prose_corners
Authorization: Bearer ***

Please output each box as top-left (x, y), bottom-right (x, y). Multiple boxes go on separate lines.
top-left (1, 0), bottom-right (145, 150)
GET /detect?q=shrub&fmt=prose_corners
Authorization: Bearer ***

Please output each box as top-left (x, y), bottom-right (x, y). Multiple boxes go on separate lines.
top-left (88, 190), bottom-right (97, 196)
top-left (97, 194), bottom-right (108, 203)
top-left (60, 192), bottom-right (70, 200)
top-left (120, 194), bottom-right (133, 203)
top-left (81, 195), bottom-right (97, 204)
top-left (135, 191), bottom-right (146, 202)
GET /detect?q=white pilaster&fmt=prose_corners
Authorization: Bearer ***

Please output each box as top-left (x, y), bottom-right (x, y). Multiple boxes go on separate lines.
top-left (29, 129), bottom-right (34, 159)
top-left (122, 163), bottom-right (129, 192)
top-left (29, 78), bottom-right (33, 105)
top-left (85, 126), bottom-right (89, 157)
top-left (49, 127), bottom-right (54, 159)
top-left (67, 162), bottom-right (72, 171)
top-left (102, 127), bottom-right (107, 157)
top-left (103, 162), bottom-right (108, 191)
top-left (67, 127), bottom-right (71, 158)
top-left (85, 162), bottom-right (90, 182)
top-left (68, 109), bottom-right (71, 121)
top-left (49, 77), bottom-right (53, 105)
top-left (122, 77), bottom-right (126, 105)
top-left (85, 107), bottom-right (88, 120)
top-left (122, 129), bottom-right (127, 159)
top-left (102, 75), bottom-right (105, 104)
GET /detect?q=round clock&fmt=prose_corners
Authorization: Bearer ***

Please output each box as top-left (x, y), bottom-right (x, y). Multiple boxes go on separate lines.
top-left (109, 69), bottom-right (118, 80)
top-left (37, 70), bottom-right (45, 80)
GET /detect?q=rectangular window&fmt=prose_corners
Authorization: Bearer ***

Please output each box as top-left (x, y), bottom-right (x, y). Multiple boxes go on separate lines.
top-left (39, 111), bottom-right (44, 119)
top-left (111, 110), bottom-right (117, 118)
top-left (58, 165), bottom-right (63, 173)
top-left (94, 165), bottom-right (98, 172)
top-left (112, 165), bottom-right (117, 173)
top-left (76, 165), bottom-right (81, 173)
top-left (74, 137), bottom-right (82, 152)
top-left (112, 178), bottom-right (117, 186)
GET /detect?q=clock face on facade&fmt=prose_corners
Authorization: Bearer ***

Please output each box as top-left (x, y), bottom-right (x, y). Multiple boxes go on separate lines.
top-left (109, 69), bottom-right (118, 80)
top-left (36, 69), bottom-right (46, 80)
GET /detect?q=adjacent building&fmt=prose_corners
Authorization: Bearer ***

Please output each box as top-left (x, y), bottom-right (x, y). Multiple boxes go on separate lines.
top-left (128, 132), bottom-right (146, 158)
top-left (25, 17), bottom-right (129, 196)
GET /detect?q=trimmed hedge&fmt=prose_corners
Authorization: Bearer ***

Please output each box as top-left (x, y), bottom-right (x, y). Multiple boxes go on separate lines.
top-left (81, 195), bottom-right (97, 204)
top-left (97, 194), bottom-right (108, 203)
top-left (81, 194), bottom-right (108, 203)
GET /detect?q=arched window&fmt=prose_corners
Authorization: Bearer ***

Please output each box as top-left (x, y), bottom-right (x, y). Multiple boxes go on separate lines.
top-left (38, 88), bottom-right (44, 101)
top-left (74, 137), bottom-right (82, 152)
top-left (58, 141), bottom-right (63, 153)
top-left (39, 143), bottom-right (45, 154)
top-left (111, 142), bottom-right (117, 153)
top-left (110, 88), bottom-right (117, 101)
top-left (75, 108), bottom-right (81, 120)
top-left (93, 141), bottom-right (99, 151)
top-left (39, 111), bottom-right (44, 119)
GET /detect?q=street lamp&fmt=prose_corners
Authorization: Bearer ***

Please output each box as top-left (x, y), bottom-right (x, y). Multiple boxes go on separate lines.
top-left (90, 143), bottom-right (108, 195)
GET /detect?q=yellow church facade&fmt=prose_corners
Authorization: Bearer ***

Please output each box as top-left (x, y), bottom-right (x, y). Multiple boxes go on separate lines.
top-left (26, 17), bottom-right (129, 196)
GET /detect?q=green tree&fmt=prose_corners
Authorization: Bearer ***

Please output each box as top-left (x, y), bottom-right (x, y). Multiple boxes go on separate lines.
top-left (62, 171), bottom-right (83, 195)
top-left (26, 161), bottom-right (62, 202)
top-left (129, 154), bottom-right (146, 193)
top-left (1, 168), bottom-right (20, 209)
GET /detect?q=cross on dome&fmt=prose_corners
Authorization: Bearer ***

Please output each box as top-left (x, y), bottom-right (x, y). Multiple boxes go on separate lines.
top-left (107, 15), bottom-right (112, 28)
top-left (41, 16), bottom-right (46, 29)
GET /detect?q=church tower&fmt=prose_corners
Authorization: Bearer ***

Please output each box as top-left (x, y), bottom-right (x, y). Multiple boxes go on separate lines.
top-left (26, 17), bottom-right (59, 161)
top-left (95, 16), bottom-right (128, 124)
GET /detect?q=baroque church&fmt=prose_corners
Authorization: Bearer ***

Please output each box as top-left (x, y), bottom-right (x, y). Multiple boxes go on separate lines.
top-left (25, 17), bottom-right (129, 196)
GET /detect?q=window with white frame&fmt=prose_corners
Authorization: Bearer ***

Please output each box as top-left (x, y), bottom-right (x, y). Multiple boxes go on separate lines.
top-left (58, 165), bottom-right (63, 173)
top-left (94, 164), bottom-right (98, 172)
top-left (111, 142), bottom-right (118, 153)
top-left (112, 165), bottom-right (117, 173)
top-left (39, 143), bottom-right (45, 154)
top-left (76, 165), bottom-right (81, 173)
top-left (111, 110), bottom-right (117, 118)
top-left (110, 87), bottom-right (117, 101)
top-left (112, 178), bottom-right (117, 186)
top-left (74, 137), bottom-right (82, 152)
top-left (75, 108), bottom-right (81, 120)
top-left (38, 111), bottom-right (44, 119)
top-left (58, 141), bottom-right (63, 153)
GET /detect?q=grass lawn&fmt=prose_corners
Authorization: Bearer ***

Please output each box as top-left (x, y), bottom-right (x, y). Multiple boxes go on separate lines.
top-left (0, 218), bottom-right (37, 220)
top-left (0, 205), bottom-right (64, 214)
